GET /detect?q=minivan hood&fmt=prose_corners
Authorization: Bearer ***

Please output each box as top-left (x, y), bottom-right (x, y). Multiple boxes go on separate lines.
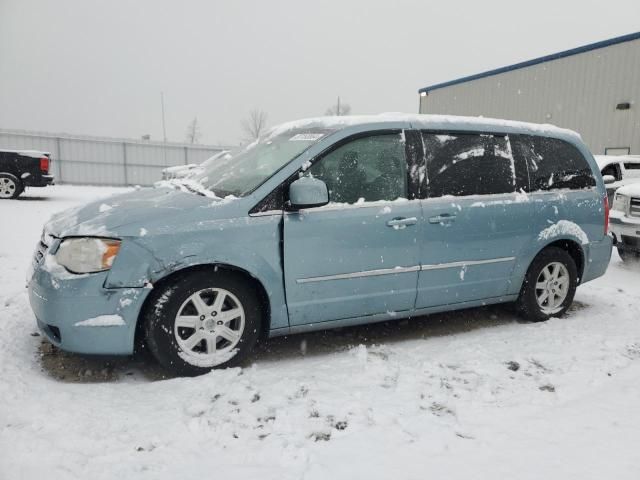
top-left (46, 186), bottom-right (236, 238)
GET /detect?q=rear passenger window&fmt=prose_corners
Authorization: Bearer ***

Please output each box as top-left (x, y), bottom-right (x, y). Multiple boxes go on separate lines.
top-left (512, 135), bottom-right (596, 191)
top-left (422, 133), bottom-right (516, 198)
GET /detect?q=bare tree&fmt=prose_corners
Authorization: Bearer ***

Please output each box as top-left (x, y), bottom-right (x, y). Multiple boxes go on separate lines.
top-left (185, 117), bottom-right (202, 144)
top-left (242, 109), bottom-right (268, 141)
top-left (325, 96), bottom-right (351, 116)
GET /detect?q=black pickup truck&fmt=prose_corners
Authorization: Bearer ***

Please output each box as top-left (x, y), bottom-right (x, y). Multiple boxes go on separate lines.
top-left (0, 149), bottom-right (55, 199)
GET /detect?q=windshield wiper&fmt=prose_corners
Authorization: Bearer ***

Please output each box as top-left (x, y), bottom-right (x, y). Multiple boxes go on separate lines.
top-left (209, 188), bottom-right (235, 197)
top-left (182, 183), bottom-right (206, 196)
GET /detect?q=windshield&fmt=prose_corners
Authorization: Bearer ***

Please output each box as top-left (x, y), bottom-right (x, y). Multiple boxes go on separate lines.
top-left (193, 128), bottom-right (332, 196)
top-left (200, 150), bottom-right (230, 169)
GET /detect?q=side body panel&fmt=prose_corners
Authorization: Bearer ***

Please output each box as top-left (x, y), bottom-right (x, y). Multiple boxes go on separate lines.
top-left (414, 131), bottom-right (534, 308)
top-left (509, 134), bottom-right (612, 289)
top-left (283, 201), bottom-right (421, 325)
top-left (107, 213), bottom-right (290, 331)
top-left (417, 194), bottom-right (532, 307)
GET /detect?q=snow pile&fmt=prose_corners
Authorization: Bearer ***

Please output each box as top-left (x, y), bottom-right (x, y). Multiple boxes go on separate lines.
top-left (1, 185), bottom-right (640, 479)
top-left (538, 219), bottom-right (589, 245)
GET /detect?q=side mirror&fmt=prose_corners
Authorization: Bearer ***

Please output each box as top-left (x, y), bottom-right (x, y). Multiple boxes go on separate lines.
top-left (603, 174), bottom-right (616, 185)
top-left (289, 177), bottom-right (329, 209)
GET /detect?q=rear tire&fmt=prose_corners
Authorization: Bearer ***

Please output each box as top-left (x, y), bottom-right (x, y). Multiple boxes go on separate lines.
top-left (143, 269), bottom-right (262, 376)
top-left (0, 173), bottom-right (22, 199)
top-left (516, 247), bottom-right (578, 322)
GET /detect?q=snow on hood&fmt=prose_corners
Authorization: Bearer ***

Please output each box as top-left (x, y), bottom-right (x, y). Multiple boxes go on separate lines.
top-left (45, 184), bottom-right (236, 238)
top-left (616, 182), bottom-right (640, 197)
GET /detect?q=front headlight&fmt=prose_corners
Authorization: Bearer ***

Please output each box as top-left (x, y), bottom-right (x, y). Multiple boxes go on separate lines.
top-left (55, 237), bottom-right (121, 274)
top-left (612, 193), bottom-right (630, 213)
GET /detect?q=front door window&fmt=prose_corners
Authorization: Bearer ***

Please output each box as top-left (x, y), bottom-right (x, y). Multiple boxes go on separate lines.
top-left (306, 133), bottom-right (407, 204)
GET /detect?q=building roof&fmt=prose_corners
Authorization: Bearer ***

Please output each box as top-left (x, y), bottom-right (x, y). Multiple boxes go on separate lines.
top-left (418, 31), bottom-right (640, 94)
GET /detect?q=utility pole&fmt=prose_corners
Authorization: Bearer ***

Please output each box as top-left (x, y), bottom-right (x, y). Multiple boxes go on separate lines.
top-left (160, 91), bottom-right (167, 164)
top-left (337, 96), bottom-right (341, 116)
top-left (161, 91), bottom-right (167, 142)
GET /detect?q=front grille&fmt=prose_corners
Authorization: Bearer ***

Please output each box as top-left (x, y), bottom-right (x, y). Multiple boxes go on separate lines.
top-left (33, 241), bottom-right (48, 264)
top-left (630, 198), bottom-right (640, 217)
top-left (32, 231), bottom-right (53, 268)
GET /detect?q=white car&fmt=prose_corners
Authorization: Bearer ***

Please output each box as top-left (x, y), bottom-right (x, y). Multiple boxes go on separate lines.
top-left (609, 182), bottom-right (640, 262)
top-left (161, 150), bottom-right (230, 180)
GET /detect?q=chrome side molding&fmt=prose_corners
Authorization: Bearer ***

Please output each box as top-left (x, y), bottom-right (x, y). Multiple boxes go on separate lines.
top-left (296, 257), bottom-right (515, 284)
top-left (297, 265), bottom-right (420, 284)
top-left (421, 257), bottom-right (515, 271)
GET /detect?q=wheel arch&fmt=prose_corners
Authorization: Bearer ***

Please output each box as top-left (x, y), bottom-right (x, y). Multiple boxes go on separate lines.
top-left (533, 238), bottom-right (585, 283)
top-left (134, 262), bottom-right (273, 352)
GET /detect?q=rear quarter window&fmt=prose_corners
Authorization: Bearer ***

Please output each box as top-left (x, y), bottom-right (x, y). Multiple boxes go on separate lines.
top-left (511, 135), bottom-right (596, 191)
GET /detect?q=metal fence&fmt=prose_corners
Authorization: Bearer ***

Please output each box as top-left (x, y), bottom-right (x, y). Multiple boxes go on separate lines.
top-left (0, 128), bottom-right (230, 186)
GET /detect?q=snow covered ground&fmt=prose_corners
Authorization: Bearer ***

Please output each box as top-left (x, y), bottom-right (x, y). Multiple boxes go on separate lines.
top-left (1, 185), bottom-right (640, 479)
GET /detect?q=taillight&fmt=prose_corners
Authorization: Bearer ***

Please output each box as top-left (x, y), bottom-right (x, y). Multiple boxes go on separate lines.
top-left (40, 156), bottom-right (49, 173)
top-left (604, 194), bottom-right (610, 235)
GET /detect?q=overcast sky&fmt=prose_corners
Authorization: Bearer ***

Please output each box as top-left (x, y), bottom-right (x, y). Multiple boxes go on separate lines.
top-left (1, 0), bottom-right (639, 145)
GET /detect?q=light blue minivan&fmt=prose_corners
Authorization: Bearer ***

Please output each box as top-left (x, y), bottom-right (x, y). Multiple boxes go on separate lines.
top-left (28, 114), bottom-right (612, 375)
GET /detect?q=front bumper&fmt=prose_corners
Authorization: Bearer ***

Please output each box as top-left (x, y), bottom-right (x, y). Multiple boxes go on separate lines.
top-left (609, 214), bottom-right (640, 254)
top-left (28, 256), bottom-right (149, 355)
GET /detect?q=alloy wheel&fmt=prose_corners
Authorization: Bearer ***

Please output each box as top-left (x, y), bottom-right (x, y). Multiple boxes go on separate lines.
top-left (535, 262), bottom-right (570, 314)
top-left (0, 177), bottom-right (17, 198)
top-left (173, 287), bottom-right (245, 365)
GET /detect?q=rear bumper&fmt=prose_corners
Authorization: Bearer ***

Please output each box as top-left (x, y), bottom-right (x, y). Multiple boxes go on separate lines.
top-left (582, 237), bottom-right (612, 283)
top-left (24, 174), bottom-right (55, 187)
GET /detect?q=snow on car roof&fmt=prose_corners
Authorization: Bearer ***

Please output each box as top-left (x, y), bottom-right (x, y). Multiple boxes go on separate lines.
top-left (0, 148), bottom-right (51, 158)
top-left (594, 155), bottom-right (619, 170)
top-left (267, 113), bottom-right (581, 141)
top-left (594, 155), bottom-right (640, 170)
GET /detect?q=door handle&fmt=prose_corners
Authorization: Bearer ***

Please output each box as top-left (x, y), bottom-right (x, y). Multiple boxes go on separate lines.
top-left (386, 217), bottom-right (418, 229)
top-left (428, 213), bottom-right (457, 224)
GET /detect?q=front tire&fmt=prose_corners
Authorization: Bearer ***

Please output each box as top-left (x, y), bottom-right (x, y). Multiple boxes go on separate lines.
top-left (516, 247), bottom-right (578, 322)
top-left (0, 173), bottom-right (22, 199)
top-left (144, 269), bottom-right (262, 376)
